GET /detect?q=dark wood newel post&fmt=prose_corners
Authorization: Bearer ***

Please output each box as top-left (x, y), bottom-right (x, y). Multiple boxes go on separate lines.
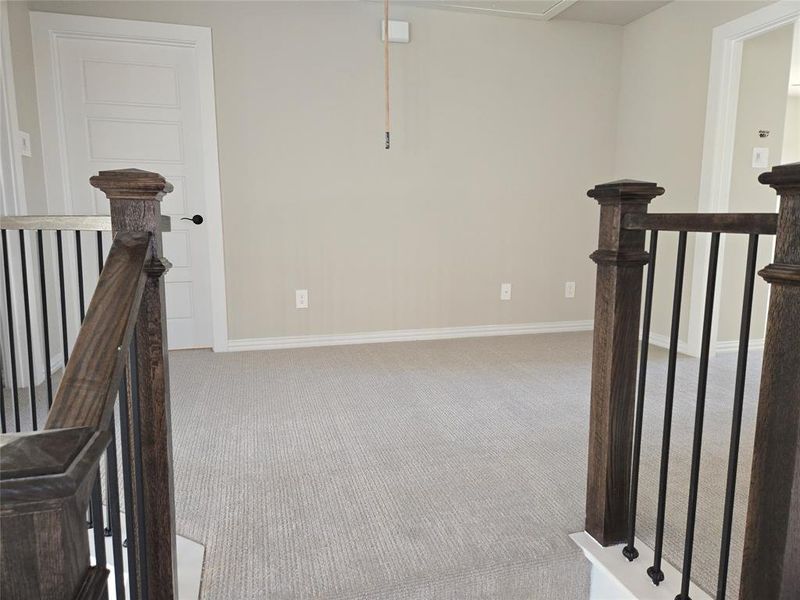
top-left (585, 179), bottom-right (664, 546)
top-left (91, 169), bottom-right (178, 599)
top-left (740, 162), bottom-right (800, 599)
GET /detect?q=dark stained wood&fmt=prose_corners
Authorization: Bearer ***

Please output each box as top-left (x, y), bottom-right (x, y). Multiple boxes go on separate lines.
top-left (45, 232), bottom-right (150, 431)
top-left (0, 427), bottom-right (92, 480)
top-left (740, 162), bottom-right (800, 599)
top-left (74, 567), bottom-right (110, 600)
top-left (623, 212), bottom-right (777, 234)
top-left (0, 429), bottom-right (109, 599)
top-left (585, 179), bottom-right (664, 546)
top-left (93, 168), bottom-right (178, 599)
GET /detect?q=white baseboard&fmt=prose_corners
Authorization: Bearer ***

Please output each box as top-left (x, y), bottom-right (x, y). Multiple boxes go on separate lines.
top-left (645, 333), bottom-right (765, 357)
top-left (714, 339), bottom-right (764, 354)
top-left (647, 333), bottom-right (694, 356)
top-left (224, 320), bottom-right (594, 352)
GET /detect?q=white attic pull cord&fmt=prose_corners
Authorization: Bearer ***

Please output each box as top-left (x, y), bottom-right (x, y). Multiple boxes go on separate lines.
top-left (384, 0), bottom-right (390, 150)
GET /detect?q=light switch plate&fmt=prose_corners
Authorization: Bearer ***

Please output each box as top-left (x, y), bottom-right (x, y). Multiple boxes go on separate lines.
top-left (752, 147), bottom-right (769, 168)
top-left (18, 131), bottom-right (32, 157)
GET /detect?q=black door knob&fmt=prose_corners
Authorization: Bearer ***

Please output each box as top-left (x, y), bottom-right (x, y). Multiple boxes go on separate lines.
top-left (181, 214), bottom-right (204, 225)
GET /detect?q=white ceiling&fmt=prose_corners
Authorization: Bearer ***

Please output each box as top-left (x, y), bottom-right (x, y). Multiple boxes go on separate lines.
top-left (395, 1), bottom-right (672, 25)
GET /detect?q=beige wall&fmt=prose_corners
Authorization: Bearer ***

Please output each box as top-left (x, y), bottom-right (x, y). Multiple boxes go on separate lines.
top-left (13, 0), bottom-right (624, 341)
top-left (614, 0), bottom-right (771, 345)
top-left (717, 25), bottom-right (794, 344)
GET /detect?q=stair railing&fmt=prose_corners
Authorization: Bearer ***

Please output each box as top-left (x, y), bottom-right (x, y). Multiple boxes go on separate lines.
top-left (0, 169), bottom-right (177, 599)
top-left (584, 162), bottom-right (800, 599)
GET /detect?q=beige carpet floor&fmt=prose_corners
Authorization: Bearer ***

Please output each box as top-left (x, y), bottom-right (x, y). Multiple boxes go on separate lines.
top-left (160, 331), bottom-right (759, 599)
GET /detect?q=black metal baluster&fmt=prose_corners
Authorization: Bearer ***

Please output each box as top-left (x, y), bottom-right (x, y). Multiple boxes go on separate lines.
top-left (105, 412), bottom-right (127, 599)
top-left (77, 230), bottom-right (94, 529)
top-left (56, 230), bottom-right (69, 366)
top-left (0, 377), bottom-right (4, 433)
top-left (18, 230), bottom-right (37, 430)
top-left (1, 230), bottom-right (20, 431)
top-left (36, 231), bottom-right (53, 408)
top-left (97, 231), bottom-right (104, 272)
top-left (90, 471), bottom-right (107, 569)
top-left (118, 370), bottom-right (139, 600)
top-left (677, 232), bottom-right (721, 600)
top-left (648, 230), bottom-right (688, 586)
top-left (76, 231), bottom-right (86, 322)
top-left (129, 338), bottom-right (150, 600)
top-left (95, 232), bottom-right (116, 544)
top-left (623, 230), bottom-right (659, 561)
top-left (716, 234), bottom-right (759, 599)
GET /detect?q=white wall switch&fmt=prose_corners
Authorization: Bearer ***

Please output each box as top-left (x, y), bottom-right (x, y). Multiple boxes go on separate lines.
top-left (17, 131), bottom-right (32, 157)
top-left (565, 281), bottom-right (576, 298)
top-left (500, 283), bottom-right (512, 300)
top-left (752, 147), bottom-right (769, 168)
top-left (295, 289), bottom-right (308, 309)
top-left (381, 20), bottom-right (410, 43)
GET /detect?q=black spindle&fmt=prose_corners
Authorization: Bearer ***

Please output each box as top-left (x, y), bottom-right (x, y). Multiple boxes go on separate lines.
top-left (677, 232), bottom-right (720, 600)
top-left (90, 473), bottom-right (107, 570)
top-left (0, 379), bottom-right (4, 433)
top-left (56, 230), bottom-right (69, 366)
top-left (105, 415), bottom-right (127, 599)
top-left (716, 234), bottom-right (759, 599)
top-left (119, 371), bottom-right (139, 600)
top-left (76, 230), bottom-right (86, 322)
top-left (648, 230), bottom-right (688, 586)
top-left (129, 338), bottom-right (150, 600)
top-left (97, 230), bottom-right (104, 272)
top-left (623, 230), bottom-right (659, 561)
top-left (36, 231), bottom-right (53, 407)
top-left (18, 230), bottom-right (38, 430)
top-left (1, 230), bottom-right (20, 431)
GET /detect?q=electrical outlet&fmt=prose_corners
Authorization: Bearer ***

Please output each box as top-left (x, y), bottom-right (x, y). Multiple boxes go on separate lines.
top-left (500, 283), bottom-right (512, 300)
top-left (565, 281), bottom-right (576, 298)
top-left (295, 289), bottom-right (308, 309)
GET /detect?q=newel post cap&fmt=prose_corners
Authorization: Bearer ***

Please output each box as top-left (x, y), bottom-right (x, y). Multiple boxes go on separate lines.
top-left (758, 162), bottom-right (800, 193)
top-left (588, 179), bottom-right (665, 205)
top-left (90, 168), bottom-right (173, 201)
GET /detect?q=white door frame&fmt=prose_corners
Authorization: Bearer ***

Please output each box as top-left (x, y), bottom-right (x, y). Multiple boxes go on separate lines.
top-left (688, 1), bottom-right (800, 357)
top-left (1, 4), bottom-right (48, 386)
top-left (30, 11), bottom-right (229, 351)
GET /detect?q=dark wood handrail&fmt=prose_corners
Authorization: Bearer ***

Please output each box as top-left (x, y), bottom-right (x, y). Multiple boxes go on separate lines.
top-left (622, 212), bottom-right (777, 234)
top-left (45, 231), bottom-right (151, 431)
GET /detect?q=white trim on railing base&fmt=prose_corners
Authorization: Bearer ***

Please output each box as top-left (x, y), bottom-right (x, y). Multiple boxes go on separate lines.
top-left (224, 320), bottom-right (594, 352)
top-left (570, 531), bottom-right (712, 600)
top-left (714, 338), bottom-right (764, 354)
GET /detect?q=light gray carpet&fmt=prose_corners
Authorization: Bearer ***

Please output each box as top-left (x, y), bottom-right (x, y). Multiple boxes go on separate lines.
top-left (162, 331), bottom-right (760, 599)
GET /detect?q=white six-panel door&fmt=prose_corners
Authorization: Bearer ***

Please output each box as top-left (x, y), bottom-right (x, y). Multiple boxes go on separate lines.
top-left (31, 13), bottom-right (224, 349)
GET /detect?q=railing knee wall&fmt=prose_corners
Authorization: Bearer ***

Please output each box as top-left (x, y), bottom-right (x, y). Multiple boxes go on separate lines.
top-left (584, 179), bottom-right (664, 545)
top-left (739, 162), bottom-right (800, 599)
